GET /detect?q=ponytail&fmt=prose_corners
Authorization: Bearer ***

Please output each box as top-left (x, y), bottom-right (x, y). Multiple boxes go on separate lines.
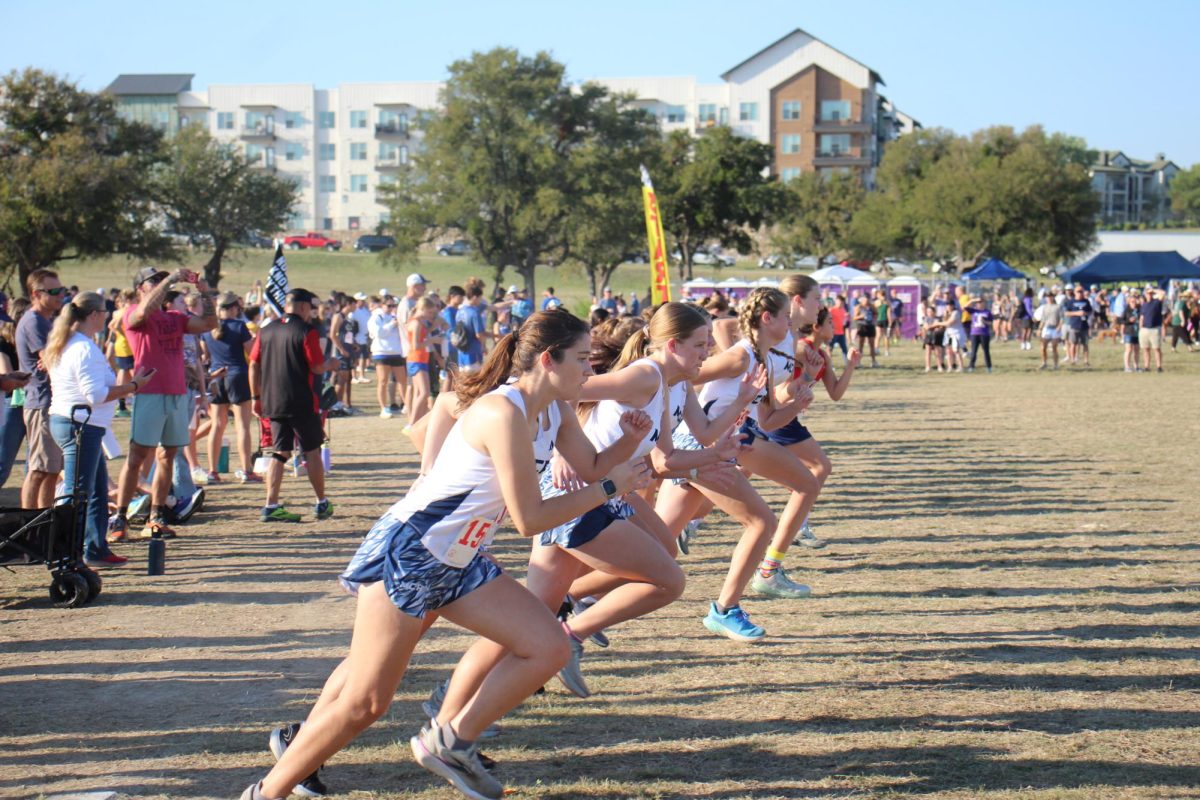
top-left (43, 291), bottom-right (106, 368)
top-left (455, 332), bottom-right (518, 414)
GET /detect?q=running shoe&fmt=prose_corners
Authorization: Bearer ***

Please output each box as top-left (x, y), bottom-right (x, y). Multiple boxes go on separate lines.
top-left (567, 595), bottom-right (609, 648)
top-left (268, 722), bottom-right (328, 797)
top-left (389, 403), bottom-right (403, 413)
top-left (314, 499), bottom-right (335, 520)
top-left (677, 519), bottom-right (700, 556)
top-left (85, 552), bottom-right (128, 568)
top-left (106, 514), bottom-right (127, 543)
top-left (114, 407), bottom-right (131, 418)
top-left (262, 506), bottom-right (302, 523)
top-left (172, 488), bottom-right (205, 524)
top-left (126, 493), bottom-right (151, 525)
top-left (556, 638), bottom-right (591, 698)
top-left (192, 467), bottom-right (212, 485)
top-left (140, 519), bottom-right (177, 540)
top-left (421, 681), bottom-right (502, 739)
top-left (410, 722), bottom-right (504, 800)
top-left (380, 408), bottom-right (394, 419)
top-left (794, 523), bottom-right (825, 549)
top-left (236, 469), bottom-right (264, 484)
top-left (750, 568), bottom-right (811, 599)
top-left (702, 602), bottom-right (765, 642)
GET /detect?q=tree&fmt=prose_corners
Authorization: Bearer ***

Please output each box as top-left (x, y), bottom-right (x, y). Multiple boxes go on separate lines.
top-left (157, 126), bottom-right (298, 288)
top-left (381, 48), bottom-right (598, 295)
top-left (1169, 163), bottom-right (1200, 224)
top-left (655, 128), bottom-right (780, 281)
top-left (771, 172), bottom-right (865, 264)
top-left (0, 68), bottom-right (172, 289)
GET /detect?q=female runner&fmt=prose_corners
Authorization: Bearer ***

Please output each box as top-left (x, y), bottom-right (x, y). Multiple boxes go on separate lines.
top-left (242, 310), bottom-right (650, 800)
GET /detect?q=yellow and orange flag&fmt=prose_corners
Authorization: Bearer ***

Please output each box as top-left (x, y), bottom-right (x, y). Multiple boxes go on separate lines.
top-left (641, 165), bottom-right (672, 305)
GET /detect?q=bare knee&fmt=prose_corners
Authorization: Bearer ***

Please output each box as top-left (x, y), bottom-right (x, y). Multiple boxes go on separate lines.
top-left (341, 686), bottom-right (393, 727)
top-left (660, 563), bottom-right (686, 601)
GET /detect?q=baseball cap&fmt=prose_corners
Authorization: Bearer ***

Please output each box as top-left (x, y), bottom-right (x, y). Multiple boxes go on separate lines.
top-left (507, 284), bottom-right (521, 294)
top-left (134, 266), bottom-right (169, 288)
top-left (379, 288), bottom-right (391, 296)
top-left (218, 291), bottom-right (241, 308)
top-left (285, 288), bottom-right (319, 306)
top-left (353, 291), bottom-right (367, 300)
top-left (406, 273), bottom-right (429, 288)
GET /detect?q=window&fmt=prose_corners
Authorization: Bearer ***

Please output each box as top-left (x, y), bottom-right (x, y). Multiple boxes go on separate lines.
top-left (245, 143), bottom-right (264, 164)
top-left (697, 103), bottom-right (717, 123)
top-left (781, 101), bottom-right (801, 121)
top-left (348, 216), bottom-right (361, 230)
top-left (379, 142), bottom-right (398, 162)
top-left (399, 145), bottom-right (409, 165)
top-left (286, 212), bottom-right (304, 230)
top-left (378, 173), bottom-right (398, 186)
top-left (780, 168), bottom-right (802, 182)
top-left (322, 217), bottom-right (333, 230)
top-left (665, 105), bottom-right (686, 123)
top-left (350, 174), bottom-right (368, 192)
top-left (378, 211), bottom-right (391, 224)
top-left (349, 142), bottom-right (368, 161)
top-left (245, 111), bottom-right (272, 133)
top-left (318, 111), bottom-right (336, 129)
top-left (819, 134), bottom-right (852, 155)
top-left (738, 102), bottom-right (758, 122)
top-left (378, 109), bottom-right (408, 133)
top-left (181, 111), bottom-right (208, 129)
top-left (318, 175), bottom-right (336, 193)
top-left (820, 100), bottom-right (852, 122)
top-left (285, 142), bottom-right (304, 161)
top-left (349, 110), bottom-right (367, 129)
top-left (217, 112), bottom-right (234, 130)
top-left (781, 134), bottom-right (801, 154)
top-left (284, 111), bottom-right (304, 129)
top-left (318, 143), bottom-right (336, 161)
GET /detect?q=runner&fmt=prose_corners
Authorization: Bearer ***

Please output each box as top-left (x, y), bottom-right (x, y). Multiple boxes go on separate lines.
top-left (243, 310), bottom-right (651, 800)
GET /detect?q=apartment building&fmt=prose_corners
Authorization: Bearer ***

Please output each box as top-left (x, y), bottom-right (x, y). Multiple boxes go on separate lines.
top-left (105, 29), bottom-right (917, 233)
top-left (1090, 150), bottom-right (1180, 226)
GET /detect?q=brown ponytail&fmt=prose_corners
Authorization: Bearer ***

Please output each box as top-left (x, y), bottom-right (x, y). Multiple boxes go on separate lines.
top-left (737, 287), bottom-right (788, 409)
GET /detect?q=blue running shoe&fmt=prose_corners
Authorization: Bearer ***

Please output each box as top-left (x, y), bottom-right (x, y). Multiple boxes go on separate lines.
top-left (702, 602), bottom-right (765, 642)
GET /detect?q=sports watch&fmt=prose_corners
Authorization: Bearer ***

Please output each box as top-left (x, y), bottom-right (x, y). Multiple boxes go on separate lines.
top-left (600, 477), bottom-right (618, 499)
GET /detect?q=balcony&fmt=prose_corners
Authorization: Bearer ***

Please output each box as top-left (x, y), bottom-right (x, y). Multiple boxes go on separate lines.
top-left (241, 121), bottom-right (275, 140)
top-left (247, 153), bottom-right (276, 173)
top-left (375, 154), bottom-right (407, 170)
top-left (814, 149), bottom-right (871, 167)
top-left (813, 117), bottom-right (872, 134)
top-left (375, 122), bottom-right (410, 138)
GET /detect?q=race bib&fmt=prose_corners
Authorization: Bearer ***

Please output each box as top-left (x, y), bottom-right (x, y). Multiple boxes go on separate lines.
top-left (442, 516), bottom-right (495, 568)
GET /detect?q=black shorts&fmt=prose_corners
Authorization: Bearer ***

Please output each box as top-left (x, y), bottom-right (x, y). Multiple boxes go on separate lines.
top-left (857, 324), bottom-right (876, 339)
top-left (373, 354), bottom-right (406, 368)
top-left (924, 329), bottom-right (944, 347)
top-left (338, 344), bottom-right (358, 371)
top-left (210, 370), bottom-right (251, 405)
top-left (269, 411), bottom-right (325, 454)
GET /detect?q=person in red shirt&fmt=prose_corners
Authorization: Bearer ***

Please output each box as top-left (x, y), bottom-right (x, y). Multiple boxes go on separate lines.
top-left (249, 289), bottom-right (341, 523)
top-left (828, 295), bottom-right (849, 360)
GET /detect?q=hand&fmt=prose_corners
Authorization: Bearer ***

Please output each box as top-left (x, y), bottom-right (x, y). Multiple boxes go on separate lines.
top-left (711, 426), bottom-right (742, 461)
top-left (0, 372), bottom-right (30, 392)
top-left (252, 398), bottom-right (262, 419)
top-left (323, 358), bottom-right (342, 372)
top-left (608, 457), bottom-right (653, 496)
top-left (692, 461), bottom-right (739, 494)
top-left (551, 453), bottom-right (583, 492)
top-left (132, 366), bottom-right (156, 386)
top-left (618, 410), bottom-right (653, 439)
top-left (196, 277), bottom-right (210, 293)
top-left (801, 345), bottom-right (824, 377)
top-left (847, 348), bottom-right (862, 368)
top-left (791, 381), bottom-right (814, 410)
top-left (737, 364), bottom-right (767, 403)
top-left (167, 269), bottom-right (188, 284)
top-left (209, 366), bottom-right (229, 378)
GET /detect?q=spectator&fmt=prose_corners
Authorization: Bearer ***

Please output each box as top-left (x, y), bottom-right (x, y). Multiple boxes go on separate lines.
top-left (1017, 288), bottom-right (1035, 350)
top-left (350, 293), bottom-right (373, 383)
top-left (829, 295), bottom-right (848, 360)
top-left (629, 291), bottom-right (641, 317)
top-left (438, 285), bottom-right (465, 393)
top-left (1035, 293), bottom-right (1064, 370)
top-left (1169, 289), bottom-right (1196, 353)
top-left (44, 292), bottom-right (151, 568)
top-left (395, 274), bottom-right (428, 409)
top-left (1064, 286), bottom-right (1092, 367)
top-left (245, 279), bottom-right (264, 307)
top-left (453, 281), bottom-right (488, 374)
top-left (405, 296), bottom-right (443, 428)
top-left (873, 289), bottom-right (890, 357)
top-left (108, 267), bottom-right (217, 542)
top-left (249, 288), bottom-right (339, 523)
top-left (202, 292), bottom-right (257, 482)
top-left (0, 297), bottom-right (33, 489)
top-left (888, 289), bottom-right (904, 344)
top-left (965, 295), bottom-right (994, 373)
top-left (940, 295), bottom-right (965, 373)
top-left (368, 295), bottom-right (405, 418)
top-left (1122, 291), bottom-right (1142, 372)
top-left (921, 299), bottom-right (946, 373)
top-left (852, 293), bottom-right (878, 368)
top-left (542, 286), bottom-right (561, 310)
top-left (599, 287), bottom-right (618, 313)
top-left (17, 268), bottom-right (67, 509)
top-left (327, 295), bottom-right (358, 414)
top-left (1139, 288), bottom-right (1166, 372)
top-left (105, 289), bottom-right (137, 418)
top-left (510, 286), bottom-right (533, 329)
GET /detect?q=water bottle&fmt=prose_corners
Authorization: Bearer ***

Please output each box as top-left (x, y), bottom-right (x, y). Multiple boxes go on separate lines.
top-left (217, 437), bottom-right (230, 473)
top-left (291, 453), bottom-right (306, 477)
top-left (147, 534), bottom-right (166, 576)
top-left (320, 444), bottom-right (332, 474)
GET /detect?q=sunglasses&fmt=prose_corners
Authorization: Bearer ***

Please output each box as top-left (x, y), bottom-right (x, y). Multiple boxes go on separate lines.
top-left (39, 287), bottom-right (68, 297)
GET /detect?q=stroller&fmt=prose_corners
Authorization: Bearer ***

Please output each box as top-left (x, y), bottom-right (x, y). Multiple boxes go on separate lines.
top-left (0, 405), bottom-right (102, 608)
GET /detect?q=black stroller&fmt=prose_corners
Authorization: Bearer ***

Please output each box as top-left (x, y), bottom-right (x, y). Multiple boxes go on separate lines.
top-left (0, 405), bottom-right (102, 608)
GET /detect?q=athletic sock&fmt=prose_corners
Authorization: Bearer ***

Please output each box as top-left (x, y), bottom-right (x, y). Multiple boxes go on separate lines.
top-left (150, 504), bottom-right (166, 520)
top-left (263, 503), bottom-right (280, 511)
top-left (758, 547), bottom-right (787, 579)
top-left (715, 602), bottom-right (733, 615)
top-left (444, 723), bottom-right (475, 752)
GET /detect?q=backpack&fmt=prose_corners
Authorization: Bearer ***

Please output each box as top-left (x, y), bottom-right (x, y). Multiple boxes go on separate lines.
top-left (450, 320), bottom-right (475, 351)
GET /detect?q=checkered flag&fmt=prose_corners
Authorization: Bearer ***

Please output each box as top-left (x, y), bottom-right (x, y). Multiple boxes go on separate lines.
top-left (265, 243), bottom-right (288, 317)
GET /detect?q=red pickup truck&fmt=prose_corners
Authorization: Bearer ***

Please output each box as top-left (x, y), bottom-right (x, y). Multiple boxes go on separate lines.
top-left (283, 232), bottom-right (342, 251)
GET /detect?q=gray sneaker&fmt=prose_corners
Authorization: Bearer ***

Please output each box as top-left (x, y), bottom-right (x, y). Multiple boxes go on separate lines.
top-left (793, 523), bottom-right (825, 549)
top-left (750, 568), bottom-right (812, 599)
top-left (410, 722), bottom-right (503, 800)
top-left (421, 680), bottom-right (501, 739)
top-left (568, 595), bottom-right (609, 648)
top-left (556, 638), bottom-right (591, 698)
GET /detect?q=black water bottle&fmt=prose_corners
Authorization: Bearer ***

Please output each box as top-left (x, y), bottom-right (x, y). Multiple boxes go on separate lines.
top-left (147, 533), bottom-right (165, 576)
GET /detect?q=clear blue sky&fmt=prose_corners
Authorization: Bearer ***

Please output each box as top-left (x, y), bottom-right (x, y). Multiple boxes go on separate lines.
top-left (4, 0), bottom-right (1198, 167)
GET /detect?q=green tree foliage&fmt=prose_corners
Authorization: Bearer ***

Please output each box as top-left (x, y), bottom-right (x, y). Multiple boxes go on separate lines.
top-left (157, 126), bottom-right (298, 288)
top-left (771, 172), bottom-right (865, 264)
top-left (381, 48), bottom-right (603, 294)
top-left (1169, 163), bottom-right (1200, 224)
top-left (655, 128), bottom-right (780, 281)
top-left (0, 68), bottom-right (171, 289)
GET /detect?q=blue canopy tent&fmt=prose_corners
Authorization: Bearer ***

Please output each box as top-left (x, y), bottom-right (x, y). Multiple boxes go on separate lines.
top-left (962, 258), bottom-right (1026, 281)
top-left (1060, 251), bottom-right (1200, 285)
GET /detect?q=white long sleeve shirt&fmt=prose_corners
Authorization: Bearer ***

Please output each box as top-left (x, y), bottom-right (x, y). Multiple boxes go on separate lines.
top-left (368, 309), bottom-right (403, 356)
top-left (49, 332), bottom-right (117, 429)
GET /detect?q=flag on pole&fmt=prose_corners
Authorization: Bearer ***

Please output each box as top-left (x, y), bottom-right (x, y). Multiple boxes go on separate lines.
top-left (640, 165), bottom-right (672, 305)
top-left (265, 243), bottom-right (289, 317)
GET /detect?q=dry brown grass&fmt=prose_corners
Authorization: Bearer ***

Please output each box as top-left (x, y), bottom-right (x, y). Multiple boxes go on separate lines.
top-left (2, 339), bottom-right (1198, 799)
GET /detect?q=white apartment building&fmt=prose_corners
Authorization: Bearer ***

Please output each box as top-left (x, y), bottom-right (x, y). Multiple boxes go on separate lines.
top-left (106, 29), bottom-right (918, 235)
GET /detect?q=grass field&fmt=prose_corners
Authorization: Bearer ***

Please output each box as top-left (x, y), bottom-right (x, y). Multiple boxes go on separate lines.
top-left (1, 339), bottom-right (1198, 799)
top-left (45, 250), bottom-right (748, 316)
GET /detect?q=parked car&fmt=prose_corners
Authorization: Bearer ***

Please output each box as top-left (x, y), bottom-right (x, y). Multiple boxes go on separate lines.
top-left (436, 239), bottom-right (471, 256)
top-left (284, 232), bottom-right (342, 251)
top-left (622, 250), bottom-right (649, 264)
top-left (240, 232), bottom-right (274, 249)
top-left (354, 234), bottom-right (396, 253)
top-left (672, 246), bottom-right (736, 267)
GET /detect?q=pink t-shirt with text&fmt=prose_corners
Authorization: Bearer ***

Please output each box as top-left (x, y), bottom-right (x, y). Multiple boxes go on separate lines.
top-left (123, 305), bottom-right (189, 395)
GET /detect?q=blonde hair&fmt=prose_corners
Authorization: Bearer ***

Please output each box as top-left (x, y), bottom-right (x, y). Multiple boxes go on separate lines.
top-left (43, 292), bottom-right (106, 368)
top-left (738, 287), bottom-right (789, 411)
top-left (415, 296), bottom-right (438, 314)
top-left (779, 274), bottom-right (818, 300)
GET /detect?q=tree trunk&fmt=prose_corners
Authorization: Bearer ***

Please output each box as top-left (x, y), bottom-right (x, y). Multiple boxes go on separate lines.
top-left (598, 263), bottom-right (621, 301)
top-left (517, 262), bottom-right (537, 300)
top-left (585, 265), bottom-right (599, 300)
top-left (203, 240), bottom-right (227, 289)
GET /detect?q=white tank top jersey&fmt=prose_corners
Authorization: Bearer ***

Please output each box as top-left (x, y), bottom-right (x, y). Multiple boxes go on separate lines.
top-left (530, 396), bottom-right (563, 475)
top-left (667, 379), bottom-right (688, 434)
top-left (584, 358), bottom-right (665, 460)
top-left (385, 385), bottom-right (532, 568)
top-left (697, 339), bottom-right (768, 423)
top-left (769, 331), bottom-right (796, 384)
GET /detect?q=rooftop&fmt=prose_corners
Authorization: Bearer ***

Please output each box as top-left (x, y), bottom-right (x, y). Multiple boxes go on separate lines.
top-left (104, 74), bottom-right (194, 96)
